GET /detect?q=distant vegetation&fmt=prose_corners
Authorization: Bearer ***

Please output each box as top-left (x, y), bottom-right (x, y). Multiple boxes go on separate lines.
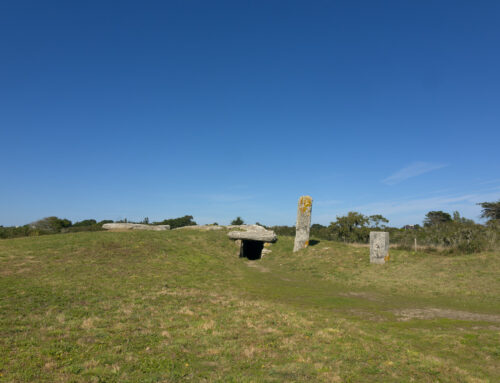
top-left (0, 217), bottom-right (110, 239)
top-left (230, 216), bottom-right (245, 225)
top-left (268, 201), bottom-right (500, 254)
top-left (1, 200), bottom-right (499, 253)
top-left (153, 215), bottom-right (197, 229)
top-left (0, 215), bottom-right (198, 239)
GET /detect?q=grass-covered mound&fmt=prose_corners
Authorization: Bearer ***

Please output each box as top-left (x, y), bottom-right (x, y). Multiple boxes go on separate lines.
top-left (1, 230), bottom-right (499, 382)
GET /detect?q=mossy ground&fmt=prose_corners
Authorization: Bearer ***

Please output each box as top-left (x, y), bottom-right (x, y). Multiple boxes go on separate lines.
top-left (0, 230), bottom-right (499, 382)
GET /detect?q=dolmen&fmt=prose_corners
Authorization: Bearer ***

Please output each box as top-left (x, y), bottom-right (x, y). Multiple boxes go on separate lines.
top-left (102, 223), bottom-right (170, 231)
top-left (227, 225), bottom-right (277, 260)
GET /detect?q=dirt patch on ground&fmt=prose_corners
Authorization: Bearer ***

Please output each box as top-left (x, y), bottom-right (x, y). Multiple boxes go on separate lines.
top-left (339, 292), bottom-right (379, 301)
top-left (245, 262), bottom-right (270, 273)
top-left (395, 308), bottom-right (500, 323)
top-left (348, 309), bottom-right (388, 321)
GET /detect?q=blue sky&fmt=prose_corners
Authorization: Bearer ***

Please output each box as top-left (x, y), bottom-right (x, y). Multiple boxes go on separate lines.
top-left (1, 1), bottom-right (499, 227)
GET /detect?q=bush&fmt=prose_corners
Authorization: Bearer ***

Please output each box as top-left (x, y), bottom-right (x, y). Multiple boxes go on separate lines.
top-left (30, 217), bottom-right (72, 234)
top-left (153, 215), bottom-right (197, 229)
top-left (73, 219), bottom-right (97, 227)
top-left (230, 217), bottom-right (244, 225)
top-left (389, 221), bottom-right (498, 254)
top-left (0, 225), bottom-right (38, 239)
top-left (268, 225), bottom-right (295, 236)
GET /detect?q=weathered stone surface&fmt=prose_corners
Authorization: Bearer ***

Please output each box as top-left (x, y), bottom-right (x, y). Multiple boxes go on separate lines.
top-left (173, 225), bottom-right (223, 231)
top-left (227, 225), bottom-right (277, 242)
top-left (370, 231), bottom-right (389, 264)
top-left (226, 224), bottom-right (264, 230)
top-left (262, 249), bottom-right (272, 255)
top-left (102, 223), bottom-right (170, 231)
top-left (293, 196), bottom-right (313, 252)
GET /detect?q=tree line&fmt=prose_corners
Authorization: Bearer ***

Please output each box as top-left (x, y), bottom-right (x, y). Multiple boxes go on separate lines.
top-left (265, 200), bottom-right (500, 254)
top-left (2, 201), bottom-right (498, 253)
top-left (0, 215), bottom-right (198, 239)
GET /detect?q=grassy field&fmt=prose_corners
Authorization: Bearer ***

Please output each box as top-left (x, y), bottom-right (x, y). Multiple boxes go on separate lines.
top-left (0, 229), bottom-right (499, 382)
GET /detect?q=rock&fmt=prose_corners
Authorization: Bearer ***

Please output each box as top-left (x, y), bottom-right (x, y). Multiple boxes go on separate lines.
top-left (173, 225), bottom-right (223, 231)
top-left (370, 231), bottom-right (389, 264)
top-left (102, 223), bottom-right (170, 231)
top-left (227, 225), bottom-right (277, 243)
top-left (226, 224), bottom-right (264, 230)
top-left (262, 249), bottom-right (272, 255)
top-left (293, 196), bottom-right (313, 252)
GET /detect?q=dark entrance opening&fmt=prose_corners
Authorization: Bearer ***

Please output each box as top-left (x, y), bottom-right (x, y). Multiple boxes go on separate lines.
top-left (240, 240), bottom-right (264, 260)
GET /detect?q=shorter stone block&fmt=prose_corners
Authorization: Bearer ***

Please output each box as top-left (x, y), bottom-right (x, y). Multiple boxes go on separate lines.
top-left (370, 231), bottom-right (389, 264)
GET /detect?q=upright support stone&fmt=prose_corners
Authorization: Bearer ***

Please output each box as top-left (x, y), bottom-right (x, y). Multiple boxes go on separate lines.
top-left (370, 231), bottom-right (389, 264)
top-left (293, 195), bottom-right (313, 252)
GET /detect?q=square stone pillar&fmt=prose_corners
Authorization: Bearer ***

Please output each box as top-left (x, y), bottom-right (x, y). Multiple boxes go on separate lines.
top-left (370, 231), bottom-right (389, 264)
top-left (293, 196), bottom-right (313, 252)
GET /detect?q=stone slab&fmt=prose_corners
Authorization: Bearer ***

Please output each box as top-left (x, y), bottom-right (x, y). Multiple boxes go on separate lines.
top-left (370, 231), bottom-right (389, 264)
top-left (227, 226), bottom-right (277, 242)
top-left (102, 223), bottom-right (170, 231)
top-left (293, 196), bottom-right (313, 252)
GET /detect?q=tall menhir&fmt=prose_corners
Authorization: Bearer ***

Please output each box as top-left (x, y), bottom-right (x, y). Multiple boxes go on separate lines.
top-left (293, 196), bottom-right (313, 252)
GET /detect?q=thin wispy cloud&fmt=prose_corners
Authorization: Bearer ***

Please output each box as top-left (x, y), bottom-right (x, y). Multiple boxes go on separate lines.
top-left (352, 193), bottom-right (477, 216)
top-left (313, 188), bottom-right (500, 226)
top-left (479, 178), bottom-right (500, 186)
top-left (383, 161), bottom-right (448, 185)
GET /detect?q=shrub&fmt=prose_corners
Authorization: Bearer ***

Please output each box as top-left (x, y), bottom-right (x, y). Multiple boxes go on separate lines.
top-left (230, 217), bottom-right (244, 225)
top-left (73, 219), bottom-right (97, 227)
top-left (268, 225), bottom-right (295, 236)
top-left (154, 215), bottom-right (197, 229)
top-left (30, 217), bottom-right (72, 233)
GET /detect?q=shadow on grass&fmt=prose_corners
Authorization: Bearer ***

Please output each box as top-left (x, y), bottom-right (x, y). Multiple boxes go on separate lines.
top-left (309, 239), bottom-right (321, 246)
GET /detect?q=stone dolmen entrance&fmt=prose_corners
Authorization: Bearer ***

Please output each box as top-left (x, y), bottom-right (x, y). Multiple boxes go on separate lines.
top-left (227, 225), bottom-right (277, 260)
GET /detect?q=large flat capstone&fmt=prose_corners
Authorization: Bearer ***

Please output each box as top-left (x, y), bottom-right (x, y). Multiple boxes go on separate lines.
top-left (102, 223), bottom-right (170, 231)
top-left (227, 225), bottom-right (277, 242)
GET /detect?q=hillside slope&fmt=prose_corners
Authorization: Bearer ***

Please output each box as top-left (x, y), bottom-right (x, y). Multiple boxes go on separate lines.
top-left (1, 230), bottom-right (499, 382)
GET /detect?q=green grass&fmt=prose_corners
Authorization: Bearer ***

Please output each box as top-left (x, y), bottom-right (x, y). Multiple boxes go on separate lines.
top-left (0, 230), bottom-right (499, 382)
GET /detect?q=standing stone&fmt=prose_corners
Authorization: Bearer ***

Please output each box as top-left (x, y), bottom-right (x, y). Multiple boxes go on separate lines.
top-left (293, 195), bottom-right (313, 252)
top-left (370, 231), bottom-right (389, 264)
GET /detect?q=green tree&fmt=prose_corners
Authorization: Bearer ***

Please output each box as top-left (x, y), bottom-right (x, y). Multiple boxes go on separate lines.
top-left (154, 215), bottom-right (197, 229)
top-left (73, 219), bottom-right (97, 227)
top-left (423, 211), bottom-right (452, 227)
top-left (30, 217), bottom-right (72, 233)
top-left (452, 211), bottom-right (474, 224)
top-left (231, 217), bottom-right (244, 225)
top-left (369, 214), bottom-right (389, 228)
top-left (329, 212), bottom-right (369, 242)
top-left (477, 200), bottom-right (500, 221)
